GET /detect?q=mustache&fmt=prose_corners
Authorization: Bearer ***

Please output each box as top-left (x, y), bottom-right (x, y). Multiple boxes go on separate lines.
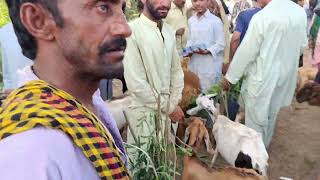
top-left (157, 6), bottom-right (170, 11)
top-left (98, 38), bottom-right (127, 57)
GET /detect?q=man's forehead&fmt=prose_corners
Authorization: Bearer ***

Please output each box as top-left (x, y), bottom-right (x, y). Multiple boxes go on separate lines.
top-left (87, 0), bottom-right (125, 5)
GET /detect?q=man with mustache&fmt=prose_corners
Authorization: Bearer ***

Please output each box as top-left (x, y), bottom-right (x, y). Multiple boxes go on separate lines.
top-left (0, 0), bottom-right (131, 179)
top-left (123, 0), bottom-right (185, 160)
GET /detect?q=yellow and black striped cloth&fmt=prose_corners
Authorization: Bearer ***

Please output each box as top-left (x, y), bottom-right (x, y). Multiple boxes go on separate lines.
top-left (0, 80), bottom-right (129, 179)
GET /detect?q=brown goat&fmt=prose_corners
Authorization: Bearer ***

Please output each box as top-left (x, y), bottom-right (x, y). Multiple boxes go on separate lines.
top-left (177, 58), bottom-right (202, 145)
top-left (296, 81), bottom-right (320, 106)
top-left (297, 67), bottom-right (317, 91)
top-left (182, 155), bottom-right (266, 180)
top-left (179, 57), bottom-right (201, 112)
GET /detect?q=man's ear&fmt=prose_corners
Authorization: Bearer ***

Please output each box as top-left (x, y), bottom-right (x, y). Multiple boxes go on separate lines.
top-left (140, 0), bottom-right (147, 5)
top-left (20, 2), bottom-right (56, 41)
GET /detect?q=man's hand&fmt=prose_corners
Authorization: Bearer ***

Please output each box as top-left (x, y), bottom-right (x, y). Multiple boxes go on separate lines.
top-left (220, 77), bottom-right (231, 91)
top-left (309, 39), bottom-right (315, 49)
top-left (194, 49), bottom-right (210, 55)
top-left (169, 106), bottom-right (185, 123)
top-left (222, 63), bottom-right (230, 75)
top-left (176, 28), bottom-right (185, 36)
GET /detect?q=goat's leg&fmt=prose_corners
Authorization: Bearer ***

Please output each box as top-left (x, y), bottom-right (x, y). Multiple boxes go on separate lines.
top-left (209, 147), bottom-right (219, 168)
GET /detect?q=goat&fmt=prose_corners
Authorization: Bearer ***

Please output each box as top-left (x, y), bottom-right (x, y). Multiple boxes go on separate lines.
top-left (296, 81), bottom-right (320, 106)
top-left (105, 96), bottom-right (130, 130)
top-left (176, 57), bottom-right (202, 145)
top-left (297, 67), bottom-right (317, 91)
top-left (179, 57), bottom-right (201, 112)
top-left (187, 94), bottom-right (269, 176)
top-left (182, 155), bottom-right (266, 180)
top-left (181, 117), bottom-right (266, 180)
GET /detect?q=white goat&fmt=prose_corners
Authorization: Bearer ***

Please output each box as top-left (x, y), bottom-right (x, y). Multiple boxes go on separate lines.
top-left (187, 94), bottom-right (269, 176)
top-left (105, 96), bottom-right (130, 130)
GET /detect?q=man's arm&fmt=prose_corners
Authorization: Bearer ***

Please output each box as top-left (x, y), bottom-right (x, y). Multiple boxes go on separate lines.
top-left (168, 42), bottom-right (184, 114)
top-left (207, 18), bottom-right (226, 58)
top-left (229, 32), bottom-right (241, 61)
top-left (229, 12), bottom-right (245, 61)
top-left (225, 16), bottom-right (263, 84)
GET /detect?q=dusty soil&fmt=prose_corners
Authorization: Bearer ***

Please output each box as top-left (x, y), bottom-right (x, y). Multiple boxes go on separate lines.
top-left (268, 102), bottom-right (320, 180)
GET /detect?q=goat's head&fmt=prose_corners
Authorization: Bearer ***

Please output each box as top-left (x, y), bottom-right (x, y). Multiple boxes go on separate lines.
top-left (296, 81), bottom-right (320, 103)
top-left (187, 93), bottom-right (218, 116)
top-left (184, 117), bottom-right (214, 155)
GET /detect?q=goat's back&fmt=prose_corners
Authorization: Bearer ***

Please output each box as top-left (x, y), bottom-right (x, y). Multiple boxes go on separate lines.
top-left (213, 115), bottom-right (268, 175)
top-left (182, 155), bottom-right (266, 180)
top-left (105, 96), bottom-right (130, 129)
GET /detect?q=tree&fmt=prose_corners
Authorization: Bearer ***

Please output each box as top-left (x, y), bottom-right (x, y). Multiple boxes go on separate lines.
top-left (0, 0), bottom-right (10, 28)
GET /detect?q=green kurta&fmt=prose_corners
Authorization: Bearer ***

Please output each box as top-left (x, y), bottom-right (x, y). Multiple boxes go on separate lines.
top-left (123, 14), bottom-right (184, 154)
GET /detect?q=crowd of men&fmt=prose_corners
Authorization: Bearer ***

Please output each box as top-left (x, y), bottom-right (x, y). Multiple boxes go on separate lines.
top-left (0, 0), bottom-right (313, 179)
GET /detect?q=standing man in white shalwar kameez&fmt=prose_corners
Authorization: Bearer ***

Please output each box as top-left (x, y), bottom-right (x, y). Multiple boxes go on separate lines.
top-left (221, 0), bottom-right (308, 148)
top-left (123, 0), bottom-right (185, 157)
top-left (187, 0), bottom-right (225, 92)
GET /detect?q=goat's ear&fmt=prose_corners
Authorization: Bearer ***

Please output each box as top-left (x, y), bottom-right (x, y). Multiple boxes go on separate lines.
top-left (187, 106), bottom-right (201, 116)
top-left (207, 93), bottom-right (217, 100)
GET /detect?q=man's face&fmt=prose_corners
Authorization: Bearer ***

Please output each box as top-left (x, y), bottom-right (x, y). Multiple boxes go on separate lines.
top-left (54, 0), bottom-right (131, 79)
top-left (298, 0), bottom-right (304, 7)
top-left (174, 0), bottom-right (186, 9)
top-left (192, 0), bottom-right (208, 15)
top-left (145, 0), bottom-right (171, 20)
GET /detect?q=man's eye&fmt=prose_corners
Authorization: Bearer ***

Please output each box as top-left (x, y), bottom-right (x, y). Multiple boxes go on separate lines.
top-left (97, 4), bottom-right (110, 13)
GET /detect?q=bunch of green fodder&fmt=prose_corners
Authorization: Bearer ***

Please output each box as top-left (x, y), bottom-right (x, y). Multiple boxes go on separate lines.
top-left (124, 110), bottom-right (178, 180)
top-left (0, 0), bottom-right (10, 28)
top-left (185, 77), bottom-right (245, 118)
top-left (206, 77), bottom-right (245, 103)
top-left (125, 136), bottom-right (177, 180)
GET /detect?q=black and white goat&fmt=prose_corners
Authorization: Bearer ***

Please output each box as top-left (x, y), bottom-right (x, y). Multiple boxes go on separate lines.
top-left (187, 94), bottom-right (269, 176)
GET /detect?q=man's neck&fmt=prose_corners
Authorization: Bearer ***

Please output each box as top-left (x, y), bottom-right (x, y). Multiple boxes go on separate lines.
top-left (34, 47), bottom-right (99, 111)
top-left (173, 1), bottom-right (183, 10)
top-left (196, 9), bottom-right (207, 18)
top-left (142, 11), bottom-right (162, 23)
top-left (254, 2), bottom-right (263, 8)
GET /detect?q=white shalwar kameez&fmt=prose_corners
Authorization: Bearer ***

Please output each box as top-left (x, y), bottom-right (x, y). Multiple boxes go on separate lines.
top-left (226, 0), bottom-right (308, 148)
top-left (187, 10), bottom-right (225, 92)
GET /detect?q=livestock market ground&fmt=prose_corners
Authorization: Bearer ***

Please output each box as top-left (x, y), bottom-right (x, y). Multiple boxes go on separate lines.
top-left (267, 51), bottom-right (320, 180)
top-left (112, 50), bottom-right (320, 179)
top-left (268, 102), bottom-right (320, 180)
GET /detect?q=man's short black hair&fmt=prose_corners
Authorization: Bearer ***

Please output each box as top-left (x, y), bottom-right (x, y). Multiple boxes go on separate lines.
top-left (5, 0), bottom-right (64, 60)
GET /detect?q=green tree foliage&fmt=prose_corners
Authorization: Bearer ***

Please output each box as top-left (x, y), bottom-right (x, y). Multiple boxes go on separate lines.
top-left (125, 0), bottom-right (141, 21)
top-left (0, 0), bottom-right (10, 28)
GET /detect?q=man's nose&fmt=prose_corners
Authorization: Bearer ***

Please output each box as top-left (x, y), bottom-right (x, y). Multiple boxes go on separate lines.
top-left (110, 13), bottom-right (132, 38)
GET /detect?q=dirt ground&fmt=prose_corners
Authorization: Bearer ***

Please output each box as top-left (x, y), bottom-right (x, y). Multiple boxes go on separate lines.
top-left (268, 102), bottom-right (320, 180)
top-left (266, 51), bottom-right (320, 180)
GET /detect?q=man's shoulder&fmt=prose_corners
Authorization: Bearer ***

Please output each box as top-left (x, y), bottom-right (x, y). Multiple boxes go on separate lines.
top-left (239, 8), bottom-right (261, 18)
top-left (0, 128), bottom-right (98, 179)
top-left (163, 22), bottom-right (175, 34)
top-left (207, 13), bottom-right (223, 25)
top-left (0, 128), bottom-right (77, 156)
